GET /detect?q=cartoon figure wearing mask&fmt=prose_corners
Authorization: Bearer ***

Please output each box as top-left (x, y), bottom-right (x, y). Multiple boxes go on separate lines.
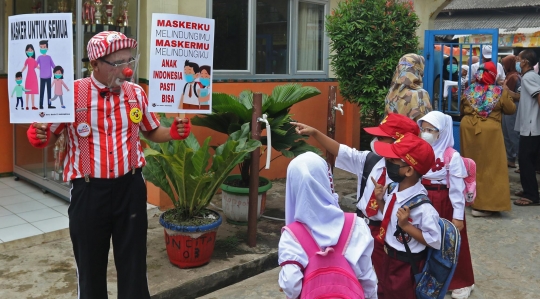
top-left (36, 40), bottom-right (56, 109)
top-left (178, 60), bottom-right (205, 110)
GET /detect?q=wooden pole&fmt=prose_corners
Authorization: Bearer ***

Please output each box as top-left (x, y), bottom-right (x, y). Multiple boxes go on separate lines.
top-left (247, 93), bottom-right (262, 247)
top-left (326, 86), bottom-right (338, 169)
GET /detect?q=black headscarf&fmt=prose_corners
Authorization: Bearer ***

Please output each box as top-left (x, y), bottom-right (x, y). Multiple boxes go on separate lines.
top-left (442, 57), bottom-right (460, 81)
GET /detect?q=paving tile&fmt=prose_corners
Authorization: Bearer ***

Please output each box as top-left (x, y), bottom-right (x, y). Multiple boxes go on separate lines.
top-left (17, 208), bottom-right (63, 223)
top-left (0, 178), bottom-right (34, 188)
top-left (3, 200), bottom-right (48, 214)
top-left (31, 216), bottom-right (69, 233)
top-left (0, 207), bottom-right (13, 217)
top-left (34, 196), bottom-right (69, 208)
top-left (0, 223), bottom-right (43, 242)
top-left (12, 185), bottom-right (43, 194)
top-left (0, 214), bottom-right (27, 229)
top-left (0, 194), bottom-right (36, 206)
top-left (51, 205), bottom-right (69, 217)
top-left (0, 188), bottom-right (23, 198)
top-left (0, 182), bottom-right (12, 190)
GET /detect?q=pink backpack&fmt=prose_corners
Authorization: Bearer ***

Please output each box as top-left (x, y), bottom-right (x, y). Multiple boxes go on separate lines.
top-left (282, 213), bottom-right (365, 299)
top-left (444, 147), bottom-right (477, 205)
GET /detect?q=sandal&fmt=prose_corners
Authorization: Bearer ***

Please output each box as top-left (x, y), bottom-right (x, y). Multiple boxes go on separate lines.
top-left (513, 198), bottom-right (540, 206)
top-left (515, 190), bottom-right (524, 197)
top-left (515, 169), bottom-right (520, 173)
top-left (508, 162), bottom-right (517, 168)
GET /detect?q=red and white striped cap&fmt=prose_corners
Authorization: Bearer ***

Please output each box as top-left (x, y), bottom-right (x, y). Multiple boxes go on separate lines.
top-left (87, 31), bottom-right (137, 61)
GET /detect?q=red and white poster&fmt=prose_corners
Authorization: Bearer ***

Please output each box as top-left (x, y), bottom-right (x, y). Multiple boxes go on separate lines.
top-left (148, 13), bottom-right (215, 114)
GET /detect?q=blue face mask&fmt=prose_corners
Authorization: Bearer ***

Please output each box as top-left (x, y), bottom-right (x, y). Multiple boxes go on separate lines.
top-left (446, 64), bottom-right (458, 73)
top-left (200, 78), bottom-right (210, 87)
top-left (516, 62), bottom-right (522, 73)
top-left (40, 49), bottom-right (48, 54)
top-left (16, 79), bottom-right (23, 84)
top-left (54, 74), bottom-right (62, 79)
top-left (184, 74), bottom-right (194, 83)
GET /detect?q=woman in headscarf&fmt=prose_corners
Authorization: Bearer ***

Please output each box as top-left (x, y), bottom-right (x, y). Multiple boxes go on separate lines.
top-left (443, 56), bottom-right (461, 81)
top-left (418, 111), bottom-right (475, 299)
top-left (385, 53), bottom-right (433, 121)
top-left (460, 62), bottom-right (516, 217)
top-left (501, 55), bottom-right (521, 169)
top-left (278, 152), bottom-right (378, 299)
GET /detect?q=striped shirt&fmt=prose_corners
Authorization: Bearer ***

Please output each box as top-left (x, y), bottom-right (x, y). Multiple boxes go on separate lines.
top-left (51, 74), bottom-right (160, 181)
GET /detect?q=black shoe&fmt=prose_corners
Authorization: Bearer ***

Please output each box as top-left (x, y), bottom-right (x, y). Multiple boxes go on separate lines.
top-left (39, 106), bottom-right (44, 109)
top-left (48, 105), bottom-right (56, 109)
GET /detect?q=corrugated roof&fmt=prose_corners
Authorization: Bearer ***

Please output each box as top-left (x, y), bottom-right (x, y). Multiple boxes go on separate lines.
top-left (435, 12), bottom-right (540, 30)
top-left (443, 0), bottom-right (540, 10)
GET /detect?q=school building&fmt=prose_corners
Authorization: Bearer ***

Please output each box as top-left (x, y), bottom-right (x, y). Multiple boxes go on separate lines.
top-left (0, 0), bottom-right (449, 208)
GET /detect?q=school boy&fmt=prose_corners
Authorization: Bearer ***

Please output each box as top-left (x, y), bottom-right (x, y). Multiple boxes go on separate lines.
top-left (371, 133), bottom-right (441, 299)
top-left (292, 113), bottom-right (420, 296)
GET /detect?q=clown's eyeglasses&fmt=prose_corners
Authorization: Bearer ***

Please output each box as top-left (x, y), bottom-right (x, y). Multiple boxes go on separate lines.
top-left (99, 57), bottom-right (137, 68)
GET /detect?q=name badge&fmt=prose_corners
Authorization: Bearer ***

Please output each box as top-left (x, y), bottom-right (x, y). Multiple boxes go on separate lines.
top-left (76, 122), bottom-right (91, 137)
top-left (130, 107), bottom-right (142, 124)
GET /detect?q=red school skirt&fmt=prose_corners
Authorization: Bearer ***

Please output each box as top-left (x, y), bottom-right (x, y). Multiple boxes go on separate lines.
top-left (424, 184), bottom-right (475, 290)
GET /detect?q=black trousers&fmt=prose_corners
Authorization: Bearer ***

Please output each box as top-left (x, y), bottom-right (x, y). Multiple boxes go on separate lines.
top-left (518, 135), bottom-right (540, 203)
top-left (39, 77), bottom-right (51, 108)
top-left (68, 169), bottom-right (150, 299)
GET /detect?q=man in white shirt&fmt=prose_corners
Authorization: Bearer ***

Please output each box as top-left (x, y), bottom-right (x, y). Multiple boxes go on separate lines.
top-left (470, 45), bottom-right (506, 85)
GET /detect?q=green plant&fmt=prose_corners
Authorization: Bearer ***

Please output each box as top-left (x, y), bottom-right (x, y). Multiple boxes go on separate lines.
top-left (142, 119), bottom-right (261, 222)
top-left (192, 84), bottom-right (322, 186)
top-left (326, 0), bottom-right (420, 123)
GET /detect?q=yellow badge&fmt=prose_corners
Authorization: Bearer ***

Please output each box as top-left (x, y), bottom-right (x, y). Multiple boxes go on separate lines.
top-left (130, 107), bottom-right (142, 123)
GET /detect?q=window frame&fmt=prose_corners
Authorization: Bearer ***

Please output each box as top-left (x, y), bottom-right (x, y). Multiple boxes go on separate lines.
top-left (0, 0), bottom-right (5, 74)
top-left (207, 0), bottom-right (330, 79)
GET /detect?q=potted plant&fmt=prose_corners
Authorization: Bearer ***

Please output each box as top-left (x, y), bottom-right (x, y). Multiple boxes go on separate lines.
top-left (142, 119), bottom-right (260, 268)
top-left (191, 84), bottom-right (322, 223)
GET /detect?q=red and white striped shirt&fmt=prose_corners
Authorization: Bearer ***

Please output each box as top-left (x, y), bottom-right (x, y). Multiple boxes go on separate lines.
top-left (51, 74), bottom-right (160, 181)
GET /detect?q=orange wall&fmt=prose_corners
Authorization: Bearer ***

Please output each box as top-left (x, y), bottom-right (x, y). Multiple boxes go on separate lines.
top-left (0, 78), bottom-right (14, 174)
top-left (141, 81), bottom-right (361, 209)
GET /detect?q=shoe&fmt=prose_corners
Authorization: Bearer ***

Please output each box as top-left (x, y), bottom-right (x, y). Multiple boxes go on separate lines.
top-left (26, 107), bottom-right (29, 110)
top-left (32, 107), bottom-right (38, 110)
top-left (452, 285), bottom-right (474, 299)
top-left (39, 106), bottom-right (44, 109)
top-left (472, 209), bottom-right (492, 217)
top-left (15, 108), bottom-right (18, 110)
top-left (61, 106), bottom-right (66, 109)
top-left (48, 105), bottom-right (56, 109)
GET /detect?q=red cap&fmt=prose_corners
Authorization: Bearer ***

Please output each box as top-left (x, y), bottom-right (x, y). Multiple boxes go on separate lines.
top-left (373, 133), bottom-right (435, 175)
top-left (87, 31), bottom-right (137, 61)
top-left (364, 113), bottom-right (420, 139)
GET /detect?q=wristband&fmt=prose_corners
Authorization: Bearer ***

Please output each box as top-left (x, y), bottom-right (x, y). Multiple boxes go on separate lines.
top-left (27, 123), bottom-right (51, 149)
top-left (170, 119), bottom-right (191, 140)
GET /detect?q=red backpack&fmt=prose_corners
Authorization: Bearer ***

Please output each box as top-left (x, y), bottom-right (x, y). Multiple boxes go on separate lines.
top-left (444, 147), bottom-right (477, 205)
top-left (282, 213), bottom-right (365, 299)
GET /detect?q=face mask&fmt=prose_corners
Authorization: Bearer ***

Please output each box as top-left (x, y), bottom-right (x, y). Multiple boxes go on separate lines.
top-left (370, 137), bottom-right (378, 153)
top-left (200, 78), bottom-right (210, 87)
top-left (516, 62), bottom-right (522, 73)
top-left (184, 74), bottom-right (194, 83)
top-left (385, 159), bottom-right (407, 183)
top-left (446, 64), bottom-right (458, 73)
top-left (421, 131), bottom-right (437, 145)
top-left (54, 74), bottom-right (62, 79)
top-left (26, 51), bottom-right (34, 56)
top-left (40, 49), bottom-right (48, 54)
top-left (16, 80), bottom-right (22, 84)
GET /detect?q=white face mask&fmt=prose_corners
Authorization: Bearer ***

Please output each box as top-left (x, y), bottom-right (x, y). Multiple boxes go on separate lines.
top-left (370, 137), bottom-right (378, 153)
top-left (421, 132), bottom-right (437, 145)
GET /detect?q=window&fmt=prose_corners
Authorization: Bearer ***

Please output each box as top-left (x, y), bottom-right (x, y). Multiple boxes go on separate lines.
top-left (209, 0), bottom-right (329, 78)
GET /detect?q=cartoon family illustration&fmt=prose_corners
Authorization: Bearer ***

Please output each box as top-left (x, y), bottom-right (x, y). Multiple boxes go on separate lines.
top-left (178, 60), bottom-right (211, 110)
top-left (14, 40), bottom-right (70, 110)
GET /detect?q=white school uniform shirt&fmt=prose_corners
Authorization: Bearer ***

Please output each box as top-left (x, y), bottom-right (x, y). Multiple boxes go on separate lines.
top-left (423, 151), bottom-right (467, 220)
top-left (382, 181), bottom-right (441, 253)
top-left (182, 82), bottom-right (200, 105)
top-left (278, 217), bottom-right (378, 299)
top-left (335, 144), bottom-right (388, 221)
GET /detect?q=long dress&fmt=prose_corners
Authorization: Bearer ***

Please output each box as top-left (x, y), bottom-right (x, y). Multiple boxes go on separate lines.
top-left (24, 58), bottom-right (39, 95)
top-left (460, 89), bottom-right (516, 211)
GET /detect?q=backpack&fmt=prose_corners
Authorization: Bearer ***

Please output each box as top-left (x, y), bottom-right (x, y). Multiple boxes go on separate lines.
top-left (282, 213), bottom-right (365, 299)
top-left (443, 147), bottom-right (476, 205)
top-left (389, 183), bottom-right (461, 299)
top-left (359, 152), bottom-right (383, 199)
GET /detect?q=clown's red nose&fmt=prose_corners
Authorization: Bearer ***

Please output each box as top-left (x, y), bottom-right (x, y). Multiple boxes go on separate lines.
top-left (123, 68), bottom-right (133, 78)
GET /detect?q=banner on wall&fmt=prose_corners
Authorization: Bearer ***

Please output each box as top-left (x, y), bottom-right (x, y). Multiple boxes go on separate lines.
top-left (7, 13), bottom-right (74, 124)
top-left (148, 13), bottom-right (215, 114)
top-left (462, 32), bottom-right (540, 48)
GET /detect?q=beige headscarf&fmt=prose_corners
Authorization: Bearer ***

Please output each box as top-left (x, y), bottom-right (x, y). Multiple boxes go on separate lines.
top-left (384, 54), bottom-right (433, 121)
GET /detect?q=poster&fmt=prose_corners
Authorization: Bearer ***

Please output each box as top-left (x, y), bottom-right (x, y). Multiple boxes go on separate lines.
top-left (148, 13), bottom-right (215, 114)
top-left (7, 13), bottom-right (74, 124)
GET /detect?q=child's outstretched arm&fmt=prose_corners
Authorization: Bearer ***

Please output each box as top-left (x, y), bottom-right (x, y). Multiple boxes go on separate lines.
top-left (291, 122), bottom-right (339, 156)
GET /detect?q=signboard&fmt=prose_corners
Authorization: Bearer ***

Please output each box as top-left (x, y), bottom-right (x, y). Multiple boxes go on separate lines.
top-left (149, 13), bottom-right (215, 114)
top-left (8, 13), bottom-right (74, 124)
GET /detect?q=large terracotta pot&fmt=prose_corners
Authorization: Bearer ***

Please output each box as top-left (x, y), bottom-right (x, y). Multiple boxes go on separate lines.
top-left (159, 209), bottom-right (222, 268)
